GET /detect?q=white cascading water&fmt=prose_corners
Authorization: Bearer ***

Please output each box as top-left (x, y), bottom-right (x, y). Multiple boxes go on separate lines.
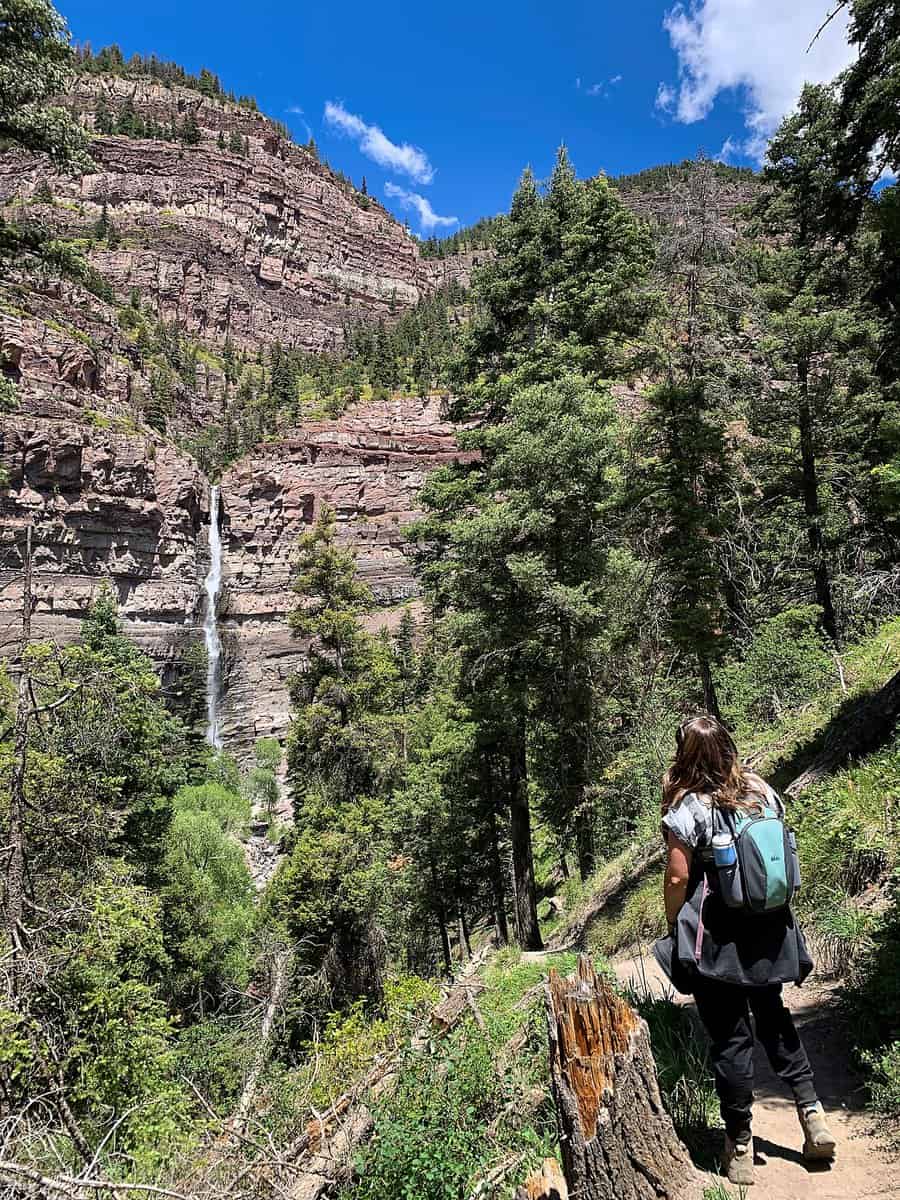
top-left (203, 485), bottom-right (224, 749)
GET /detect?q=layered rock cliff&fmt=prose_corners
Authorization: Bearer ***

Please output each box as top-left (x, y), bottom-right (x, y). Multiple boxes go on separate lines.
top-left (0, 411), bottom-right (207, 675)
top-left (215, 396), bottom-right (469, 749)
top-left (3, 74), bottom-right (437, 356)
top-left (0, 70), bottom-right (476, 751)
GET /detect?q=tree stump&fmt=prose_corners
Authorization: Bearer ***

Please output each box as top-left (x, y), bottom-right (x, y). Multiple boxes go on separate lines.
top-left (515, 1158), bottom-right (569, 1199)
top-left (544, 955), bottom-right (700, 1200)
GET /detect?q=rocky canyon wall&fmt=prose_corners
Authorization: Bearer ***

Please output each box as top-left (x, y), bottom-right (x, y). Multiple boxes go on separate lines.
top-left (1, 74), bottom-right (448, 359)
top-left (216, 396), bottom-right (470, 749)
top-left (0, 71), bottom-right (475, 753)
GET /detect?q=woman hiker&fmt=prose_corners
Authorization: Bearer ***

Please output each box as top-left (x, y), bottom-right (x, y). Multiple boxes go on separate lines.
top-left (657, 714), bottom-right (836, 1186)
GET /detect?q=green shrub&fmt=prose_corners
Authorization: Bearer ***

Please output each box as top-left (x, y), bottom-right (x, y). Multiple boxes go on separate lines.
top-left (721, 605), bottom-right (834, 728)
top-left (0, 375), bottom-right (17, 413)
top-left (352, 1032), bottom-right (511, 1200)
top-left (625, 985), bottom-right (718, 1135)
top-left (813, 894), bottom-right (874, 976)
top-left (842, 873), bottom-right (900, 1055)
top-left (57, 872), bottom-right (193, 1172)
top-left (863, 1040), bottom-right (900, 1118)
top-left (792, 740), bottom-right (899, 906)
top-left (350, 949), bottom-right (577, 1200)
top-left (175, 1020), bottom-right (250, 1112)
top-left (173, 781), bottom-right (250, 833)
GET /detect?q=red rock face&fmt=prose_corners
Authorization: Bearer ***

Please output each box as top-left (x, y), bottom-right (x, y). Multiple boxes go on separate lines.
top-left (0, 413), bottom-right (207, 676)
top-left (216, 396), bottom-right (472, 748)
top-left (0, 75), bottom-right (452, 357)
top-left (0, 74), bottom-right (477, 751)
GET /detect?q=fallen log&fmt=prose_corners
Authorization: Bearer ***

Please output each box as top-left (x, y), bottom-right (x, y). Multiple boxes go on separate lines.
top-left (514, 1158), bottom-right (568, 1200)
top-left (785, 666), bottom-right (900, 797)
top-left (431, 975), bottom-right (486, 1034)
top-left (542, 955), bottom-right (700, 1200)
top-left (230, 946), bottom-right (293, 1137)
top-left (289, 1108), bottom-right (374, 1200)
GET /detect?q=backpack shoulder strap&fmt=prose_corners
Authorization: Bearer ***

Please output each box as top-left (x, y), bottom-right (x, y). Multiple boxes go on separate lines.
top-left (754, 782), bottom-right (785, 818)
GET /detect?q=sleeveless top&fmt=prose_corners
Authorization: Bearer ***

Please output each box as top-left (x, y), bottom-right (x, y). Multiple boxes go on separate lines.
top-left (660, 787), bottom-right (813, 989)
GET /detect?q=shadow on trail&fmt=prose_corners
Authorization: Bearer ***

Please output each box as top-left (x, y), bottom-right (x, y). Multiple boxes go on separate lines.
top-left (754, 1136), bottom-right (834, 1172)
top-left (748, 985), bottom-right (869, 1113)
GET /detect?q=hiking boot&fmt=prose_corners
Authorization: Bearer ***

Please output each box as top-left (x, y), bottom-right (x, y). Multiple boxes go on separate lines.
top-left (723, 1134), bottom-right (755, 1186)
top-left (798, 1101), bottom-right (837, 1161)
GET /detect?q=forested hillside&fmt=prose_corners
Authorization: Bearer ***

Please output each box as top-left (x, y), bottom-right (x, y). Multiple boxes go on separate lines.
top-left (2, 2), bottom-right (900, 1199)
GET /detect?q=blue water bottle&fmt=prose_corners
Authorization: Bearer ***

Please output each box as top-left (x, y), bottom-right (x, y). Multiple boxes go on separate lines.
top-left (712, 831), bottom-right (744, 908)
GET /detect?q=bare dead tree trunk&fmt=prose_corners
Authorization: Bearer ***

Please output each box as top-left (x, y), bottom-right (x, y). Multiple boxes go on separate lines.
top-left (543, 956), bottom-right (700, 1200)
top-left (229, 946), bottom-right (292, 1137)
top-left (27, 1030), bottom-right (94, 1167)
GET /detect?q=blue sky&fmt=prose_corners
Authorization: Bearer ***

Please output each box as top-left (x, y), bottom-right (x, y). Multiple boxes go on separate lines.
top-left (60, 1), bottom-right (856, 236)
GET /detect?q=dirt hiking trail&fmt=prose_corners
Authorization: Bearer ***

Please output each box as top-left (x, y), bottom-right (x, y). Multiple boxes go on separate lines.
top-left (615, 948), bottom-right (898, 1199)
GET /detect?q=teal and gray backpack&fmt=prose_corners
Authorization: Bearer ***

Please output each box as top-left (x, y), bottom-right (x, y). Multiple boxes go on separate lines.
top-left (713, 791), bottom-right (801, 914)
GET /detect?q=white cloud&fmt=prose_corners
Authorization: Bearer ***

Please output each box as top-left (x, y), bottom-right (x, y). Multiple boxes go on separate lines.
top-left (286, 105), bottom-right (312, 140)
top-left (384, 182), bottom-right (457, 233)
top-left (582, 75), bottom-right (623, 98)
top-left (658, 1), bottom-right (856, 161)
top-left (656, 82), bottom-right (677, 113)
top-left (716, 135), bottom-right (741, 163)
top-left (323, 101), bottom-right (434, 184)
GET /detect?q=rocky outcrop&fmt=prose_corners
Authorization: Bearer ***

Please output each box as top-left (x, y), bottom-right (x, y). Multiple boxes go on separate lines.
top-left (0, 392), bottom-right (465, 751)
top-left (215, 394), bottom-right (469, 749)
top-left (0, 75), bottom-right (457, 360)
top-left (0, 413), bottom-right (207, 675)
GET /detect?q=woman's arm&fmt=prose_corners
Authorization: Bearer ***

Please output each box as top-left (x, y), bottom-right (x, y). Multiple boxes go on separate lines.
top-left (664, 832), bottom-right (693, 931)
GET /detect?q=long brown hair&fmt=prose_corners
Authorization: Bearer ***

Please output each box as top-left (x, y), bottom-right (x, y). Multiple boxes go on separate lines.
top-left (662, 715), bottom-right (765, 814)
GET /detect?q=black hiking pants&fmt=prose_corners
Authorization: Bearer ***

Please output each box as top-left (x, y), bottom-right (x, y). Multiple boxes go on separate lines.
top-left (693, 978), bottom-right (818, 1139)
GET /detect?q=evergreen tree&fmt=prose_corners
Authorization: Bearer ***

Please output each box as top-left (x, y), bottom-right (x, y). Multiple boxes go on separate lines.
top-left (179, 114), bottom-right (201, 145)
top-left (273, 507), bottom-right (402, 1006)
top-left (633, 157), bottom-right (741, 714)
top-left (757, 85), bottom-right (887, 642)
top-left (455, 148), bottom-right (652, 419)
top-left (93, 95), bottom-right (113, 135)
top-left (146, 364), bottom-right (174, 433)
top-left (93, 198), bottom-right (112, 242)
top-left (268, 341), bottom-right (297, 412)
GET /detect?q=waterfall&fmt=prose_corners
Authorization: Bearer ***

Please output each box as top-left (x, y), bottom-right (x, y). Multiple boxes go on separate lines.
top-left (203, 484), bottom-right (224, 749)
